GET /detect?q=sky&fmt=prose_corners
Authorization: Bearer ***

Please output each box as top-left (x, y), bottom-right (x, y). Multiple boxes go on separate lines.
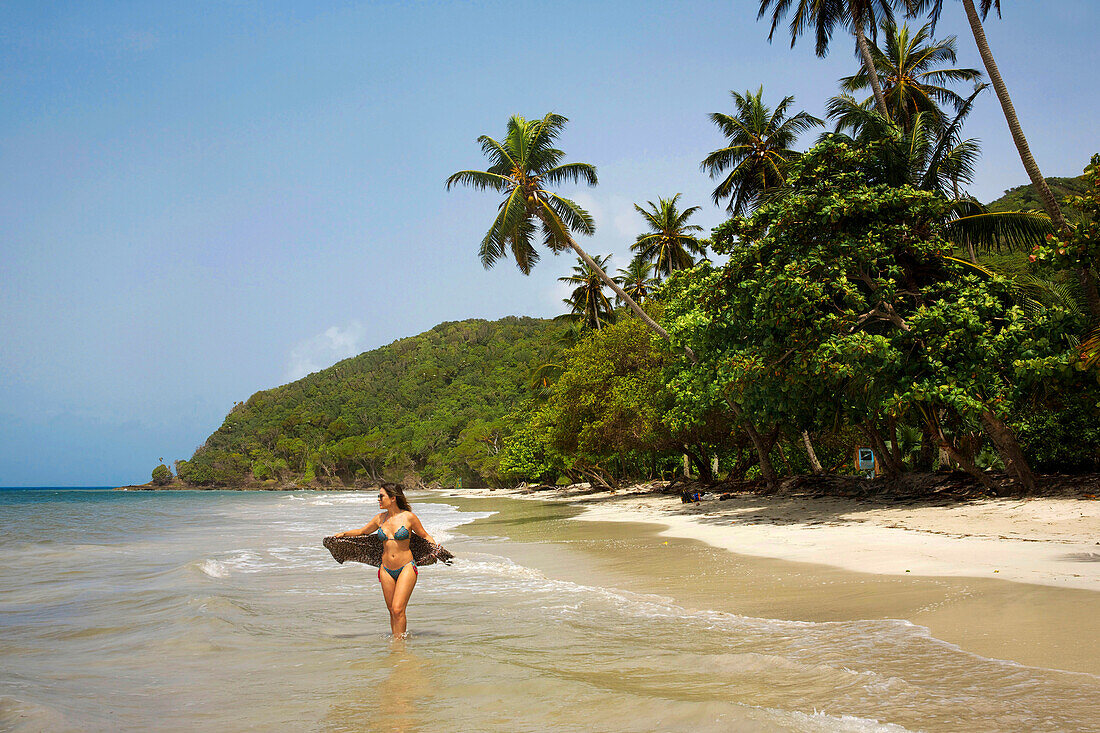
top-left (1, 0), bottom-right (1097, 486)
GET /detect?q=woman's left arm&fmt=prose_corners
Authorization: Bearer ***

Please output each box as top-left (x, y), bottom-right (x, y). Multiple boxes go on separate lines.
top-left (407, 513), bottom-right (437, 545)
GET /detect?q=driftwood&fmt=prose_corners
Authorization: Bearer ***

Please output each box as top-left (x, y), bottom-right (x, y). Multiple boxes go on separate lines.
top-left (322, 534), bottom-right (454, 567)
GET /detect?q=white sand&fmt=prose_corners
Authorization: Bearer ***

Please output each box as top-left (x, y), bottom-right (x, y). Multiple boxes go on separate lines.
top-left (439, 484), bottom-right (1100, 591)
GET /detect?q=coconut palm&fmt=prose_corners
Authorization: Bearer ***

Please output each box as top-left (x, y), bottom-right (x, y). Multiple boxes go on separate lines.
top-left (702, 87), bottom-right (822, 215)
top-left (909, 0), bottom-right (1098, 316)
top-left (558, 255), bottom-right (616, 331)
top-left (631, 194), bottom-right (707, 280)
top-left (840, 17), bottom-right (982, 130)
top-left (757, 0), bottom-right (896, 119)
top-left (615, 256), bottom-right (658, 306)
top-left (446, 113), bottom-right (680, 344)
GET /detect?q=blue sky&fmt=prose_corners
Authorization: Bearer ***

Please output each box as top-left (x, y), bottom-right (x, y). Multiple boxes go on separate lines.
top-left (1, 1), bottom-right (1097, 486)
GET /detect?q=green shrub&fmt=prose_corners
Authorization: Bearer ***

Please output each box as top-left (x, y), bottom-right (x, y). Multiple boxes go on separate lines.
top-left (151, 464), bottom-right (172, 486)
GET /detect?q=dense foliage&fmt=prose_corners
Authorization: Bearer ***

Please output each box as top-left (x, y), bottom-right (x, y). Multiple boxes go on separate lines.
top-left (174, 318), bottom-right (567, 487)
top-left (661, 139), bottom-right (1095, 490)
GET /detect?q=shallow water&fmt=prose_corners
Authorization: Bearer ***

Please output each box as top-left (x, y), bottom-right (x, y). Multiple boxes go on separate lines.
top-left (1, 489), bottom-right (1098, 732)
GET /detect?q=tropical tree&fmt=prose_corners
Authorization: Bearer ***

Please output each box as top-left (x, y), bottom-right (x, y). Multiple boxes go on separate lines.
top-left (615, 256), bottom-right (658, 306)
top-left (631, 194), bottom-right (706, 280)
top-left (840, 17), bottom-right (982, 130)
top-left (558, 254), bottom-right (616, 331)
top-left (701, 87), bottom-right (822, 214)
top-left (826, 90), bottom-right (1054, 255)
top-left (910, 0), bottom-right (1100, 316)
top-left (446, 113), bottom-right (680, 344)
top-left (672, 139), bottom-right (1086, 492)
top-left (757, 0), bottom-right (896, 118)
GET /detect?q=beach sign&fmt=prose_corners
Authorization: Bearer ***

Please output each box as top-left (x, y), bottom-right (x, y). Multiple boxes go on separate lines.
top-left (855, 447), bottom-right (877, 478)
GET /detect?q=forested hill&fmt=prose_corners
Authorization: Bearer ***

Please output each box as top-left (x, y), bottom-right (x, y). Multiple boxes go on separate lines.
top-left (174, 316), bottom-right (567, 488)
top-left (986, 174), bottom-right (1091, 223)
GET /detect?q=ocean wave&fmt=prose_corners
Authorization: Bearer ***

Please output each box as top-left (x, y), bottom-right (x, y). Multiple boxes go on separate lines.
top-left (196, 559), bottom-right (229, 578)
top-left (777, 708), bottom-right (913, 732)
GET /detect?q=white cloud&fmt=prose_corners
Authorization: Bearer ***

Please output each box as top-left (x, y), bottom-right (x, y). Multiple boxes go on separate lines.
top-left (285, 322), bottom-right (366, 381)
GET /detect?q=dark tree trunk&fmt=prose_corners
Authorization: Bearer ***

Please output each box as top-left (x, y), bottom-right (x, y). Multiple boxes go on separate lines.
top-left (682, 445), bottom-right (715, 483)
top-left (863, 422), bottom-right (903, 477)
top-left (940, 440), bottom-right (996, 490)
top-left (979, 409), bottom-right (1038, 493)
top-left (884, 414), bottom-right (905, 468)
top-left (729, 402), bottom-right (778, 490)
top-left (731, 448), bottom-right (759, 479)
top-left (775, 439), bottom-right (794, 474)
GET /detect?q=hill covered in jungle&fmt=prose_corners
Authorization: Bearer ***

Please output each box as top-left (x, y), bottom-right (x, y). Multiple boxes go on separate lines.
top-left (170, 316), bottom-right (568, 488)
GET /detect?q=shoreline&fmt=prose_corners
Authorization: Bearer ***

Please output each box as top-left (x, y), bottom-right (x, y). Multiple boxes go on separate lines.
top-left (436, 483), bottom-right (1100, 592)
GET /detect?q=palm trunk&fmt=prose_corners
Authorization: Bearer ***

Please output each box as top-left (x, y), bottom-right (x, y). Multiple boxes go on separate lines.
top-left (562, 236), bottom-right (699, 362)
top-left (853, 17), bottom-right (890, 120)
top-left (961, 0), bottom-right (1100, 318)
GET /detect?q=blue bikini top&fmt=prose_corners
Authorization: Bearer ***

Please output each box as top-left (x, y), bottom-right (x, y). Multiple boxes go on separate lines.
top-left (376, 525), bottom-right (410, 542)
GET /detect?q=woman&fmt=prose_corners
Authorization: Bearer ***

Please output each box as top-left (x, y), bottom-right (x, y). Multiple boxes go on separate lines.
top-left (332, 483), bottom-right (437, 637)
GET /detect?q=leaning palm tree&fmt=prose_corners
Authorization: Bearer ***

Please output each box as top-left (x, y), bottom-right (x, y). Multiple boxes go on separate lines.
top-left (840, 17), bottom-right (982, 130)
top-left (558, 255), bottom-right (616, 331)
top-left (446, 113), bottom-right (679, 344)
top-left (909, 0), bottom-right (1099, 316)
top-left (631, 194), bottom-right (707, 280)
top-left (702, 87), bottom-right (822, 214)
top-left (758, 0), bottom-right (896, 119)
top-left (615, 256), bottom-right (658, 306)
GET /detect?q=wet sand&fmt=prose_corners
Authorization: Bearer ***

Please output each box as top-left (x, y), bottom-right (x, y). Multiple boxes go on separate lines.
top-left (438, 493), bottom-right (1100, 676)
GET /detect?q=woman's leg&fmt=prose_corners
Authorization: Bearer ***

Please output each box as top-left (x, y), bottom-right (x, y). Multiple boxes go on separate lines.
top-left (379, 567), bottom-right (398, 634)
top-left (389, 564), bottom-right (418, 637)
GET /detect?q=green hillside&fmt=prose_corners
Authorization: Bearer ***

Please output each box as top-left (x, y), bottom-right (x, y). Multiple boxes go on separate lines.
top-left (986, 174), bottom-right (1091, 224)
top-left (175, 317), bottom-right (567, 488)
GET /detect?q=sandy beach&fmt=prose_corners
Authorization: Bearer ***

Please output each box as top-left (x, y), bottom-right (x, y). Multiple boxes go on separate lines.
top-left (439, 483), bottom-right (1100, 592)
top-left (436, 484), bottom-right (1100, 677)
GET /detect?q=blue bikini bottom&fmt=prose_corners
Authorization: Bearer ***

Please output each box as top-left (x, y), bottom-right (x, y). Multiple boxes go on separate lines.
top-left (379, 561), bottom-right (417, 582)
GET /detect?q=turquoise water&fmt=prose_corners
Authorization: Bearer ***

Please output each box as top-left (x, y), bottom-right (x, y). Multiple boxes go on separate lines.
top-left (1, 488), bottom-right (1099, 732)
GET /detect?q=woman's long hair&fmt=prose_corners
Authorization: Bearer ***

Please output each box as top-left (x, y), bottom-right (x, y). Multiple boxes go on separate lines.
top-left (381, 482), bottom-right (412, 512)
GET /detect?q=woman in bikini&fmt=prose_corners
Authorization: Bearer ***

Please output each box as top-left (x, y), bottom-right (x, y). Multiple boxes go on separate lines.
top-left (332, 483), bottom-right (437, 638)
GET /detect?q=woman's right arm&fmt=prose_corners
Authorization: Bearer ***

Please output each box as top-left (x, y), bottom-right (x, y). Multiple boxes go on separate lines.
top-left (334, 514), bottom-right (381, 538)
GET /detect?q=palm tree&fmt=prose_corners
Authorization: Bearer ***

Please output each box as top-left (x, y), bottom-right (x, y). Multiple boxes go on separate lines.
top-left (701, 87), bottom-right (822, 215)
top-left (631, 194), bottom-right (706, 280)
top-left (909, 0), bottom-right (1100, 316)
top-left (757, 0), bottom-right (896, 119)
top-left (615, 256), bottom-right (658, 306)
top-left (558, 255), bottom-right (616, 331)
top-left (827, 90), bottom-right (1054, 253)
top-left (446, 113), bottom-right (680, 344)
top-left (840, 17), bottom-right (982, 130)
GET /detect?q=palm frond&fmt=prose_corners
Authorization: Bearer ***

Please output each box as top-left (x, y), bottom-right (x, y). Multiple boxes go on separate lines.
top-left (445, 169), bottom-right (512, 192)
top-left (542, 162), bottom-right (598, 187)
top-left (945, 206), bottom-right (1055, 253)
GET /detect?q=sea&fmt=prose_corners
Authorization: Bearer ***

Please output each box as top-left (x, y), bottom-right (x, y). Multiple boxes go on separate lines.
top-left (1, 488), bottom-right (1098, 732)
